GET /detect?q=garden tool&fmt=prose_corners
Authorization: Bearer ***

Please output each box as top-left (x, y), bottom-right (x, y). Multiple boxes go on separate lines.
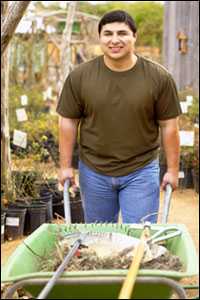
top-left (117, 183), bottom-right (180, 299)
top-left (37, 232), bottom-right (87, 299)
top-left (60, 224), bottom-right (182, 263)
top-left (117, 223), bottom-right (182, 299)
top-left (118, 222), bottom-right (151, 299)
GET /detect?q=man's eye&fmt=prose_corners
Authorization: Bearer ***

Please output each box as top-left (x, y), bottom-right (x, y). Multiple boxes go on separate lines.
top-left (104, 32), bottom-right (112, 36)
top-left (119, 32), bottom-right (128, 36)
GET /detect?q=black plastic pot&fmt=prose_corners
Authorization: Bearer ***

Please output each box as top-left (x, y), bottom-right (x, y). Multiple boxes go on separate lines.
top-left (1, 212), bottom-right (6, 244)
top-left (70, 200), bottom-right (85, 223)
top-left (53, 200), bottom-right (85, 223)
top-left (52, 190), bottom-right (63, 204)
top-left (27, 201), bottom-right (47, 234)
top-left (35, 180), bottom-right (60, 204)
top-left (9, 199), bottom-right (47, 235)
top-left (179, 167), bottom-right (194, 189)
top-left (53, 195), bottom-right (85, 223)
top-left (9, 200), bottom-right (29, 235)
top-left (192, 168), bottom-right (199, 194)
top-left (37, 180), bottom-right (58, 193)
top-left (5, 208), bottom-right (26, 240)
top-left (39, 193), bottom-right (53, 222)
top-left (53, 201), bottom-right (64, 218)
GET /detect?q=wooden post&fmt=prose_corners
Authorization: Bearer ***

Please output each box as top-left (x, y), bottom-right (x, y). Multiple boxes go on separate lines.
top-left (1, 2), bottom-right (13, 201)
top-left (26, 20), bottom-right (36, 86)
top-left (60, 1), bottom-right (77, 84)
top-left (42, 30), bottom-right (49, 89)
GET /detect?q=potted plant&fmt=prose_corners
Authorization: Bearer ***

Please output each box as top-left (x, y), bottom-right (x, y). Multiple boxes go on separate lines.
top-left (179, 147), bottom-right (194, 189)
top-left (5, 170), bottom-right (48, 239)
top-left (191, 149), bottom-right (199, 194)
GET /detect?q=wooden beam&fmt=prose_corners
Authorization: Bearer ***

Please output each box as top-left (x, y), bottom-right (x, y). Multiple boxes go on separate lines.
top-left (26, 9), bottom-right (100, 21)
top-left (60, 2), bottom-right (77, 83)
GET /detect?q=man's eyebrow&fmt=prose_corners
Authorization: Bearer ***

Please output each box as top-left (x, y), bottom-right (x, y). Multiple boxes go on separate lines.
top-left (118, 30), bottom-right (129, 33)
top-left (103, 30), bottom-right (113, 33)
top-left (102, 30), bottom-right (129, 34)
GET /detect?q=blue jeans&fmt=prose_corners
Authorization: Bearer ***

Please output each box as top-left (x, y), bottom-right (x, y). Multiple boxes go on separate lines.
top-left (79, 159), bottom-right (160, 223)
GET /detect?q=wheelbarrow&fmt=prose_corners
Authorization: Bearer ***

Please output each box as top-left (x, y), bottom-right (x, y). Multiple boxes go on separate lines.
top-left (1, 185), bottom-right (198, 299)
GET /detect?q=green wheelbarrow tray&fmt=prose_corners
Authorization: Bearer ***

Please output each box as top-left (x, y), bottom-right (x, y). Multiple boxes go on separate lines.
top-left (2, 223), bottom-right (198, 299)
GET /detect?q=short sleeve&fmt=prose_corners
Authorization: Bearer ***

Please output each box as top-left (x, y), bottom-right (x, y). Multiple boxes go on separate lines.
top-left (155, 73), bottom-right (182, 120)
top-left (56, 74), bottom-right (83, 118)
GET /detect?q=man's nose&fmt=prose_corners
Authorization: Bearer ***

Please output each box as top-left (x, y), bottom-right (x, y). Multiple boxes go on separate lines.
top-left (110, 34), bottom-right (120, 44)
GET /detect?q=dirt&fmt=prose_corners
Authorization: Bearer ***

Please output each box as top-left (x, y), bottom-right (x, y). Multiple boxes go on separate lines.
top-left (39, 240), bottom-right (183, 273)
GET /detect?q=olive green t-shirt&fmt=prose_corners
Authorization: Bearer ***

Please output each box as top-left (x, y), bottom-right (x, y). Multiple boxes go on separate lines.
top-left (56, 55), bottom-right (182, 176)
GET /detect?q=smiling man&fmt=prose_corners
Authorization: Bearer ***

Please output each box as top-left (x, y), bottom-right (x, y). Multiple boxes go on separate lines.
top-left (57, 10), bottom-right (182, 223)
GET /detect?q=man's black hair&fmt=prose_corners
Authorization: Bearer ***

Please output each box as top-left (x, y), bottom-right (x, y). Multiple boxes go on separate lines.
top-left (98, 10), bottom-right (137, 36)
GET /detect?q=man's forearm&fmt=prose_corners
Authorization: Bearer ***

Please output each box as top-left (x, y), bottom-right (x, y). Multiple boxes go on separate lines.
top-left (160, 120), bottom-right (180, 173)
top-left (59, 116), bottom-right (79, 169)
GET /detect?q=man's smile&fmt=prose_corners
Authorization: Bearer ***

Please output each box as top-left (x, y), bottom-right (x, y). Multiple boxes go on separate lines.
top-left (109, 46), bottom-right (124, 53)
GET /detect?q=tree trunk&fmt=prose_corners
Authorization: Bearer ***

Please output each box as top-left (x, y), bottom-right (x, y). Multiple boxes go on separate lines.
top-left (1, 1), bottom-right (31, 55)
top-left (1, 2), bottom-right (13, 201)
top-left (60, 1), bottom-right (77, 84)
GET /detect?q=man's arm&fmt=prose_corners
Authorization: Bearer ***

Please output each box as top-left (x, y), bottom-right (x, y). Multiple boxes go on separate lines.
top-left (158, 117), bottom-right (180, 190)
top-left (58, 116), bottom-right (79, 186)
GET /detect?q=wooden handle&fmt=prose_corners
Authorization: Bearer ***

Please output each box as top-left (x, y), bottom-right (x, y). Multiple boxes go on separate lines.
top-left (118, 227), bottom-right (150, 299)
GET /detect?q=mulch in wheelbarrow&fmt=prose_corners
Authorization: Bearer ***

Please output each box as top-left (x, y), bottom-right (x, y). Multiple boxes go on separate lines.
top-left (39, 236), bottom-right (184, 273)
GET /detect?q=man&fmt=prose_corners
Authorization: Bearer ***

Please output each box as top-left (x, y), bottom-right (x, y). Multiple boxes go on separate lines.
top-left (57, 10), bottom-right (181, 223)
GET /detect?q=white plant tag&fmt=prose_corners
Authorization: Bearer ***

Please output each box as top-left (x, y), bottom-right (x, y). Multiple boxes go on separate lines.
top-left (180, 102), bottom-right (189, 113)
top-left (179, 171), bottom-right (185, 179)
top-left (186, 95), bottom-right (193, 106)
top-left (16, 108), bottom-right (28, 122)
top-left (180, 131), bottom-right (194, 146)
top-left (6, 217), bottom-right (20, 227)
top-left (46, 87), bottom-right (52, 98)
top-left (21, 95), bottom-right (28, 106)
top-left (43, 91), bottom-right (47, 101)
top-left (13, 130), bottom-right (27, 148)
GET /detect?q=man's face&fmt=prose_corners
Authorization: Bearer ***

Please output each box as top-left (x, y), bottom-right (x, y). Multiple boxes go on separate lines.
top-left (99, 22), bottom-right (137, 60)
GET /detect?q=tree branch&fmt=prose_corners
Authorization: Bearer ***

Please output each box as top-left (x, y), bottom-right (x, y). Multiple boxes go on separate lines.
top-left (1, 1), bottom-right (31, 55)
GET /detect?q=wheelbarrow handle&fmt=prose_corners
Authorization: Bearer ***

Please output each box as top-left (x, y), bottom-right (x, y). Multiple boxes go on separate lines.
top-left (64, 179), bottom-right (71, 224)
top-left (161, 183), bottom-right (173, 223)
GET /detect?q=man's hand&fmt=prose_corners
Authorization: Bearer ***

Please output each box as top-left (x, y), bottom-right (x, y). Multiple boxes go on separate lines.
top-left (161, 170), bottom-right (179, 191)
top-left (58, 167), bottom-right (76, 187)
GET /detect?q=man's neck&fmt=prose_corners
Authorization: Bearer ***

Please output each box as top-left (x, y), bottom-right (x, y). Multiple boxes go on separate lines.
top-left (103, 53), bottom-right (138, 72)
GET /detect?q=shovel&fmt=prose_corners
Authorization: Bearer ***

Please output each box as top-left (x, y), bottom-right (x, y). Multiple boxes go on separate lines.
top-left (118, 223), bottom-right (151, 299)
top-left (118, 183), bottom-right (176, 299)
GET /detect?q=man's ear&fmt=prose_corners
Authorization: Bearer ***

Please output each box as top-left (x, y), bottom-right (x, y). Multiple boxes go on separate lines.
top-left (134, 33), bottom-right (137, 41)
